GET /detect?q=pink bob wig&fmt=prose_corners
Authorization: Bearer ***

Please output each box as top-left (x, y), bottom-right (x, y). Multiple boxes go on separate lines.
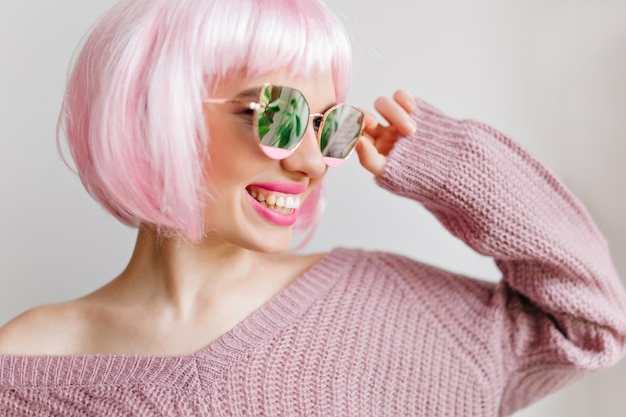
top-left (58, 0), bottom-right (352, 241)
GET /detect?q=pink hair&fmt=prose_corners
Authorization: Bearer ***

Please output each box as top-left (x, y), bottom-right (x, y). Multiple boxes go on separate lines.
top-left (58, 0), bottom-right (352, 241)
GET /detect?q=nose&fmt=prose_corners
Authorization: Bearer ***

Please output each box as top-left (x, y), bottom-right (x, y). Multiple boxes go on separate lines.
top-left (280, 122), bottom-right (327, 178)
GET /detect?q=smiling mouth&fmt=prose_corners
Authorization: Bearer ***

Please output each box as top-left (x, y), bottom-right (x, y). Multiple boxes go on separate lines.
top-left (246, 186), bottom-right (302, 215)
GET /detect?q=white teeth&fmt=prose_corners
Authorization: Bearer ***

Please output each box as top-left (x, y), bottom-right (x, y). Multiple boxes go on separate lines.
top-left (249, 188), bottom-right (303, 213)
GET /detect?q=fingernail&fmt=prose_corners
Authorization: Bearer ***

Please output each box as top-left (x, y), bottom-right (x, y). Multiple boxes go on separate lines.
top-left (404, 119), bottom-right (417, 134)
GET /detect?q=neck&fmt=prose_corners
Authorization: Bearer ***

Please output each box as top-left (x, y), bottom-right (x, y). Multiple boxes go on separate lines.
top-left (78, 227), bottom-right (324, 354)
top-left (113, 228), bottom-right (276, 317)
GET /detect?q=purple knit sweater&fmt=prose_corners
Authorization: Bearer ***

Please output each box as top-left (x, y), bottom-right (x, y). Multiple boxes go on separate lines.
top-left (2, 99), bottom-right (626, 417)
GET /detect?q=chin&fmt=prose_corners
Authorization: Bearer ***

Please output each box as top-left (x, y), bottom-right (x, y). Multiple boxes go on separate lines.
top-left (246, 234), bottom-right (293, 254)
top-left (225, 225), bottom-right (294, 254)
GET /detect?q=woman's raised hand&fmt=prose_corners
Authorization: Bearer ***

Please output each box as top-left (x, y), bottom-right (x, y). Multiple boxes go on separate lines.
top-left (356, 90), bottom-right (418, 176)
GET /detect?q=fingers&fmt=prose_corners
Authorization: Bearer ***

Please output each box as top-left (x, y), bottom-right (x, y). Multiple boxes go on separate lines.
top-left (360, 108), bottom-right (380, 131)
top-left (374, 91), bottom-right (417, 137)
top-left (355, 135), bottom-right (386, 176)
top-left (355, 89), bottom-right (418, 177)
top-left (393, 90), bottom-right (418, 114)
top-left (360, 107), bottom-right (385, 143)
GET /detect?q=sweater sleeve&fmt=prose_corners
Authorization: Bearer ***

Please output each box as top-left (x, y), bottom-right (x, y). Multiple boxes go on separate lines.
top-left (375, 98), bottom-right (626, 415)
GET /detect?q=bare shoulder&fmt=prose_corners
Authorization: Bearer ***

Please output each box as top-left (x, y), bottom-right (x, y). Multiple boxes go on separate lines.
top-left (0, 302), bottom-right (89, 355)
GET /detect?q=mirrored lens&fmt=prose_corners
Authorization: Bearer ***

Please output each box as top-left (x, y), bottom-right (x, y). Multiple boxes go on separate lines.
top-left (256, 85), bottom-right (310, 158)
top-left (320, 105), bottom-right (364, 159)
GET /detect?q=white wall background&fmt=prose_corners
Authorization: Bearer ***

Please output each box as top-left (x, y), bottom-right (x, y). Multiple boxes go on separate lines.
top-left (1, 0), bottom-right (625, 415)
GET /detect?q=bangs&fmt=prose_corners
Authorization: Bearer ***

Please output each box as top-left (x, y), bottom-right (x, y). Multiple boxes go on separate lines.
top-left (199, 0), bottom-right (352, 100)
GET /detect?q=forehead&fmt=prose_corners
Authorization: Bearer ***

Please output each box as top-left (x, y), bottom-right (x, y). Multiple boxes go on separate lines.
top-left (215, 69), bottom-right (337, 111)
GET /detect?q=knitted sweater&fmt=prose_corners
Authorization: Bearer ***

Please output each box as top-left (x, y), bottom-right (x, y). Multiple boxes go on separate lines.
top-left (2, 99), bottom-right (626, 417)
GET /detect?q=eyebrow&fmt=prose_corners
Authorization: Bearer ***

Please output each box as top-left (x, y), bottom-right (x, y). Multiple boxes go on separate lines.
top-left (234, 87), bottom-right (262, 102)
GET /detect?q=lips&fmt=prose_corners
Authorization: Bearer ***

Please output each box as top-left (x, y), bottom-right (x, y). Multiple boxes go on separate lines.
top-left (249, 182), bottom-right (307, 194)
top-left (246, 182), bottom-right (306, 227)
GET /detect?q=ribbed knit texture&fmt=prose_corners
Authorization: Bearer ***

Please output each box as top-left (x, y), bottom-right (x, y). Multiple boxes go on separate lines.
top-left (2, 99), bottom-right (626, 416)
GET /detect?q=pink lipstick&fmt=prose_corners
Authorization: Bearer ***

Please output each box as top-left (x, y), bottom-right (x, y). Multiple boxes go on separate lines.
top-left (249, 182), bottom-right (307, 194)
top-left (246, 182), bottom-right (306, 227)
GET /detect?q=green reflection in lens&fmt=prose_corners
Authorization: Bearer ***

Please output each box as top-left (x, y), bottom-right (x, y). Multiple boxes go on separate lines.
top-left (257, 86), bottom-right (309, 151)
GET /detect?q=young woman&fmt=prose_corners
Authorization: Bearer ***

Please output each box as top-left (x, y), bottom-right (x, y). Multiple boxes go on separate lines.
top-left (1, 0), bottom-right (625, 415)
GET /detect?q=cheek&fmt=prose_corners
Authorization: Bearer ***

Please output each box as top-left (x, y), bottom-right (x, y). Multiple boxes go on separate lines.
top-left (205, 120), bottom-right (257, 177)
top-left (202, 122), bottom-right (277, 204)
top-left (300, 175), bottom-right (325, 206)
top-left (214, 120), bottom-right (253, 148)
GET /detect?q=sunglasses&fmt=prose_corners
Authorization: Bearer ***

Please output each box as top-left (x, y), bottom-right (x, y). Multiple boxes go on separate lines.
top-left (205, 84), bottom-right (365, 167)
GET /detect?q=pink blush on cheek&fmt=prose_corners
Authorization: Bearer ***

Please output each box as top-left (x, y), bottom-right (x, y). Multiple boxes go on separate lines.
top-left (246, 193), bottom-right (299, 227)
